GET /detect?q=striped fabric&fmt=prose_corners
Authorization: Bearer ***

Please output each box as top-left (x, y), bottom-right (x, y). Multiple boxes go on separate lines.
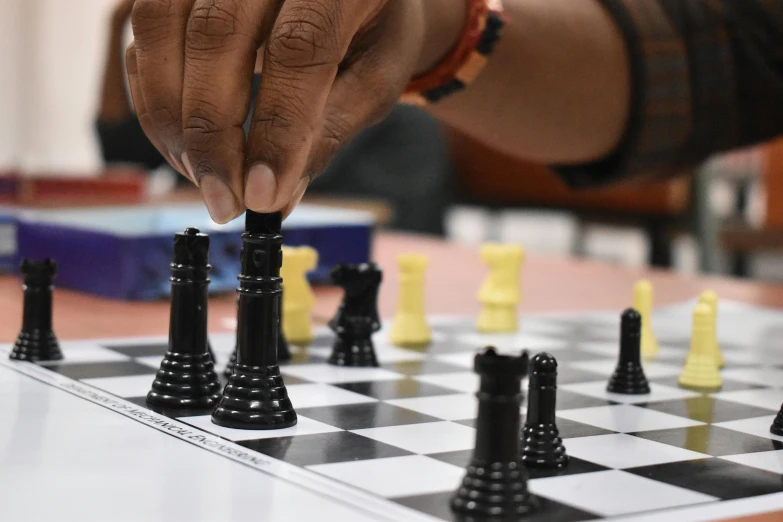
top-left (557, 0), bottom-right (783, 188)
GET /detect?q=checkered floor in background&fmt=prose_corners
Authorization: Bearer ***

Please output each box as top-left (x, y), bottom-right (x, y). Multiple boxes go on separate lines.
top-left (25, 301), bottom-right (783, 521)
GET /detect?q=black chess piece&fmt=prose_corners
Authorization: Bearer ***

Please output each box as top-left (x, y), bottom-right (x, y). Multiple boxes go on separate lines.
top-left (607, 308), bottom-right (650, 394)
top-left (212, 211), bottom-right (296, 430)
top-left (225, 296), bottom-right (239, 378)
top-left (522, 352), bottom-right (569, 469)
top-left (328, 263), bottom-right (382, 367)
top-left (225, 291), bottom-right (290, 378)
top-left (771, 406), bottom-right (783, 436)
top-left (146, 228), bottom-right (221, 413)
top-left (451, 348), bottom-right (536, 520)
top-left (10, 259), bottom-right (62, 362)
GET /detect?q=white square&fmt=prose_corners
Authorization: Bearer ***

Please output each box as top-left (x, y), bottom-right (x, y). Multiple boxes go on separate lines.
top-left (721, 450), bottom-right (783, 474)
top-left (458, 332), bottom-right (567, 352)
top-left (285, 383), bottom-right (378, 408)
top-left (135, 355), bottom-right (164, 369)
top-left (281, 364), bottom-right (404, 384)
top-left (353, 421), bottom-right (475, 454)
top-left (563, 433), bottom-right (709, 469)
top-left (42, 342), bottom-right (131, 364)
top-left (721, 368), bottom-right (783, 387)
top-left (569, 360), bottom-right (683, 379)
top-left (579, 341), bottom-right (685, 361)
top-left (712, 389), bottom-right (783, 410)
top-left (82, 374), bottom-right (156, 398)
top-left (560, 381), bottom-right (700, 405)
top-left (714, 415), bottom-right (783, 442)
top-left (529, 470), bottom-right (716, 516)
top-left (208, 332), bottom-right (236, 354)
top-left (433, 352), bottom-right (478, 369)
top-left (386, 394), bottom-right (482, 421)
top-left (308, 455), bottom-right (464, 498)
top-left (558, 404), bottom-right (705, 433)
top-left (412, 372), bottom-right (479, 393)
top-left (182, 414), bottom-right (342, 441)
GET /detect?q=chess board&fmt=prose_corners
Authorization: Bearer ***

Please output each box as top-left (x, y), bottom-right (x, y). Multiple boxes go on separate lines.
top-left (4, 300), bottom-right (783, 522)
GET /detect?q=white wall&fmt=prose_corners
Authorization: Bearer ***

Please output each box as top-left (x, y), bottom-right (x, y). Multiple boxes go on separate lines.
top-left (0, 0), bottom-right (119, 175)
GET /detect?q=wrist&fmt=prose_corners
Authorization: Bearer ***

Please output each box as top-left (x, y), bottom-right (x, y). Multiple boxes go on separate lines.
top-left (414, 0), bottom-right (468, 78)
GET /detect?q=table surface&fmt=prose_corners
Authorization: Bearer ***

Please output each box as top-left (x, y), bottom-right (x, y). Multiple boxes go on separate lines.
top-left (3, 231), bottom-right (783, 522)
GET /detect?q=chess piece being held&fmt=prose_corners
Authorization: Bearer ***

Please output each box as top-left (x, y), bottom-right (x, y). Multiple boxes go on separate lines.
top-left (10, 258), bottom-right (62, 362)
top-left (328, 263), bottom-right (383, 367)
top-left (389, 253), bottom-right (431, 346)
top-left (607, 309), bottom-right (650, 395)
top-left (147, 228), bottom-right (221, 413)
top-left (281, 245), bottom-right (319, 346)
top-left (477, 243), bottom-right (524, 333)
top-left (522, 352), bottom-right (569, 469)
top-left (633, 279), bottom-right (659, 358)
top-left (212, 211), bottom-right (296, 430)
top-left (451, 348), bottom-right (536, 520)
top-left (678, 303), bottom-right (722, 391)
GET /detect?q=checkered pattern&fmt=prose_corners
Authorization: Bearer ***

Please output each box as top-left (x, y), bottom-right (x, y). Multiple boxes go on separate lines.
top-left (32, 302), bottom-right (783, 521)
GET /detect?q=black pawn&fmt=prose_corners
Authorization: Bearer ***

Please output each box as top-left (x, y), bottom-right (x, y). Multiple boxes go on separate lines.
top-left (212, 211), bottom-right (296, 430)
top-left (771, 407), bottom-right (783, 436)
top-left (327, 263), bottom-right (382, 367)
top-left (451, 348), bottom-right (536, 520)
top-left (225, 296), bottom-right (239, 378)
top-left (522, 353), bottom-right (569, 469)
top-left (10, 259), bottom-right (62, 362)
top-left (607, 309), bottom-right (650, 394)
top-left (146, 229), bottom-right (221, 413)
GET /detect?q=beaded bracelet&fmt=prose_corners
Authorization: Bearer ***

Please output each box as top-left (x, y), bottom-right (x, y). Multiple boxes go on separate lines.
top-left (401, 0), bottom-right (505, 106)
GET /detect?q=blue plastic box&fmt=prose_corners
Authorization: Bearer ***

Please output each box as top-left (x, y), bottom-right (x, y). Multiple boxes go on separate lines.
top-left (15, 203), bottom-right (374, 300)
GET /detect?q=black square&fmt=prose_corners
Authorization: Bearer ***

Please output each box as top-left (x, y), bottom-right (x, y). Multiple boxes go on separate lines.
top-left (429, 450), bottom-right (608, 481)
top-left (640, 396), bottom-right (777, 423)
top-left (556, 367), bottom-right (611, 385)
top-left (333, 379), bottom-right (457, 400)
top-left (101, 342), bottom-right (168, 358)
top-left (381, 359), bottom-right (466, 376)
top-left (45, 361), bottom-right (157, 380)
top-left (454, 416), bottom-right (612, 439)
top-left (556, 390), bottom-right (617, 411)
top-left (628, 458), bottom-right (783, 500)
top-left (393, 491), bottom-right (599, 522)
top-left (297, 403), bottom-right (441, 430)
top-left (633, 425), bottom-right (783, 456)
top-left (427, 449), bottom-right (472, 468)
top-left (238, 431), bottom-right (411, 466)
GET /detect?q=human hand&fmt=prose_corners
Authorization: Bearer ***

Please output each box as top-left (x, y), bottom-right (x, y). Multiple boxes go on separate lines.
top-left (111, 0), bottom-right (136, 27)
top-left (127, 0), bottom-right (426, 223)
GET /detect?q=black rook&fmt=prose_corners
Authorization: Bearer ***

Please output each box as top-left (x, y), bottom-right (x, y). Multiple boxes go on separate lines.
top-left (212, 211), bottom-right (296, 430)
top-left (10, 259), bottom-right (62, 362)
top-left (451, 348), bottom-right (536, 520)
top-left (146, 228), bottom-right (221, 413)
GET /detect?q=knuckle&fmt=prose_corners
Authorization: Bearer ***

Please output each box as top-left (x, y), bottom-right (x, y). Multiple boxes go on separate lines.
top-left (186, 1), bottom-right (250, 54)
top-left (268, 6), bottom-right (342, 69)
top-left (131, 0), bottom-right (181, 41)
top-left (254, 101), bottom-right (307, 132)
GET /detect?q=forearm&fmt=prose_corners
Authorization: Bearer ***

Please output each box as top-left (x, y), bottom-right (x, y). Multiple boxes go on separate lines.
top-left (98, 22), bottom-right (133, 124)
top-left (420, 0), bottom-right (631, 165)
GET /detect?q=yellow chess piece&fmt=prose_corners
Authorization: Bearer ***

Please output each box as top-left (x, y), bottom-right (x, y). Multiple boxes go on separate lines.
top-left (281, 246), bottom-right (318, 345)
top-left (698, 290), bottom-right (725, 368)
top-left (477, 244), bottom-right (524, 333)
top-left (389, 254), bottom-right (432, 346)
top-left (633, 280), bottom-right (659, 358)
top-left (678, 303), bottom-right (722, 391)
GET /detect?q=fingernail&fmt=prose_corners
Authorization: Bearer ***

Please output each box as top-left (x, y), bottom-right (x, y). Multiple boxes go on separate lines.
top-left (200, 175), bottom-right (238, 224)
top-left (245, 163), bottom-right (277, 210)
top-left (181, 153), bottom-right (197, 185)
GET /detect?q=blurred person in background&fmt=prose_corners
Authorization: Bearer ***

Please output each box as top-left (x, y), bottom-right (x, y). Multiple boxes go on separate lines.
top-left (95, 0), bottom-right (454, 235)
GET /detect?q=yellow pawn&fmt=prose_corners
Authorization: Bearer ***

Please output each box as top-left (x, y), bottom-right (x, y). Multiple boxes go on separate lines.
top-left (476, 244), bottom-right (524, 333)
top-left (281, 246), bottom-right (318, 345)
top-left (634, 280), bottom-right (659, 358)
top-left (678, 303), bottom-right (722, 391)
top-left (389, 254), bottom-right (432, 346)
top-left (698, 290), bottom-right (725, 368)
